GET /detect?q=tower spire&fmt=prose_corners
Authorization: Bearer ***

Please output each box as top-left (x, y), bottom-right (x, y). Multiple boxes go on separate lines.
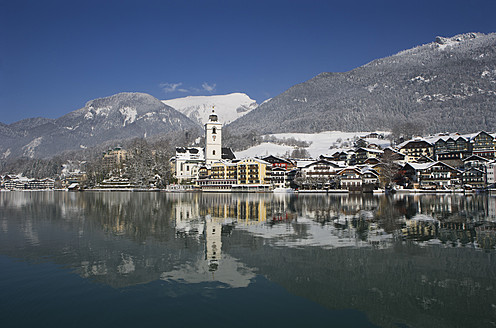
top-left (209, 107), bottom-right (218, 122)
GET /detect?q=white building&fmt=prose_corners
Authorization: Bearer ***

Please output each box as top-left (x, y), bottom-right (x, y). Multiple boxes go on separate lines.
top-left (205, 110), bottom-right (222, 165)
top-left (487, 160), bottom-right (496, 186)
top-left (174, 147), bottom-right (204, 183)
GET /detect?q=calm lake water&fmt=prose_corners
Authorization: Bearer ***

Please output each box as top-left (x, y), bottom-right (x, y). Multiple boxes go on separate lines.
top-left (1, 191), bottom-right (495, 328)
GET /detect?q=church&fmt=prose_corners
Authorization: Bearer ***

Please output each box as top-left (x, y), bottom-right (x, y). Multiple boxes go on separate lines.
top-left (173, 110), bottom-right (272, 191)
top-left (173, 110), bottom-right (235, 183)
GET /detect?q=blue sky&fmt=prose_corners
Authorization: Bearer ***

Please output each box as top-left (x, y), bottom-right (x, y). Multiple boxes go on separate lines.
top-left (1, 0), bottom-right (495, 124)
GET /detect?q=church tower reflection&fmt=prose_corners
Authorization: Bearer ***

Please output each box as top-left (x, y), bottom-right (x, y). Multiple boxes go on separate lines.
top-left (204, 215), bottom-right (222, 272)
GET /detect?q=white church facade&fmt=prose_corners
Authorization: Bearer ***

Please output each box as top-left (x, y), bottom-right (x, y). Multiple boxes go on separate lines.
top-left (173, 110), bottom-right (272, 190)
top-left (173, 110), bottom-right (233, 183)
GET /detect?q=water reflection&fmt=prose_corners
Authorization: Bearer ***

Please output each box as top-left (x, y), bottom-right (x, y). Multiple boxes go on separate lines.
top-left (1, 191), bottom-right (495, 327)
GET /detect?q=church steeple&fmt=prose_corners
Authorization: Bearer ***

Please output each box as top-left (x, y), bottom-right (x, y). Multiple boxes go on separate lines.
top-left (205, 108), bottom-right (222, 165)
top-left (208, 109), bottom-right (218, 122)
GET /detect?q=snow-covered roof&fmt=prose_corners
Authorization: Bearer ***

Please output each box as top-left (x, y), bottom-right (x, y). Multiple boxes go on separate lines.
top-left (357, 147), bottom-right (384, 154)
top-left (404, 161), bottom-right (459, 172)
top-left (175, 147), bottom-right (205, 160)
top-left (396, 138), bottom-right (433, 149)
top-left (238, 157), bottom-right (271, 165)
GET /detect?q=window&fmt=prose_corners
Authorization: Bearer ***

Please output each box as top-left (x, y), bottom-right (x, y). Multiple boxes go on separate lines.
top-left (213, 150), bottom-right (216, 155)
top-left (212, 127), bottom-right (217, 134)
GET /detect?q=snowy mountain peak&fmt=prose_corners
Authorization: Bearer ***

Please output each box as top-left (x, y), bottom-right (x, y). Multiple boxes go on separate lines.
top-left (435, 32), bottom-right (481, 45)
top-left (162, 93), bottom-right (258, 126)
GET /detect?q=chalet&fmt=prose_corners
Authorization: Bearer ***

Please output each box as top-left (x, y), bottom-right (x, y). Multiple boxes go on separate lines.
top-left (471, 131), bottom-right (496, 159)
top-left (433, 135), bottom-right (471, 168)
top-left (365, 132), bottom-right (381, 139)
top-left (462, 167), bottom-right (485, 189)
top-left (364, 157), bottom-right (381, 165)
top-left (262, 155), bottom-right (294, 170)
top-left (463, 155), bottom-right (489, 172)
top-left (417, 162), bottom-right (461, 189)
top-left (382, 147), bottom-right (406, 162)
top-left (327, 150), bottom-right (356, 166)
top-left (433, 135), bottom-right (470, 154)
top-left (301, 160), bottom-right (343, 180)
top-left (398, 139), bottom-right (434, 163)
top-left (355, 147), bottom-right (383, 164)
top-left (402, 162), bottom-right (461, 189)
top-left (337, 168), bottom-right (363, 191)
top-left (361, 169), bottom-right (380, 186)
top-left (367, 143), bottom-right (382, 150)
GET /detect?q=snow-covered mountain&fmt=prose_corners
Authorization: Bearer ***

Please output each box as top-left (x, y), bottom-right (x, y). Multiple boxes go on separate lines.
top-left (162, 93), bottom-right (258, 126)
top-left (0, 92), bottom-right (200, 159)
top-left (229, 32), bottom-right (496, 135)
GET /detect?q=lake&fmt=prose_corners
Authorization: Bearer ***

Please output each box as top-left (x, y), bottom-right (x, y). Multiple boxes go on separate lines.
top-left (1, 191), bottom-right (495, 327)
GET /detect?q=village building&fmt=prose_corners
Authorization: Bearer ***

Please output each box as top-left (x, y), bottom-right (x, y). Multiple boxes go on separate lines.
top-left (471, 131), bottom-right (496, 159)
top-left (382, 147), bottom-right (406, 163)
top-left (433, 135), bottom-right (471, 166)
top-left (403, 161), bottom-right (461, 189)
top-left (174, 147), bottom-right (205, 183)
top-left (337, 168), bottom-right (363, 191)
top-left (262, 155), bottom-right (295, 170)
top-left (324, 150), bottom-right (356, 166)
top-left (270, 167), bottom-right (287, 188)
top-left (398, 139), bottom-right (434, 163)
top-left (301, 159), bottom-right (343, 180)
top-left (102, 147), bottom-right (127, 170)
top-left (487, 161), bottom-right (496, 187)
top-left (463, 155), bottom-right (490, 172)
top-left (236, 158), bottom-right (271, 185)
top-left (1, 176), bottom-right (55, 190)
top-left (462, 167), bottom-right (486, 189)
top-left (355, 147), bottom-right (384, 164)
top-left (361, 169), bottom-right (380, 188)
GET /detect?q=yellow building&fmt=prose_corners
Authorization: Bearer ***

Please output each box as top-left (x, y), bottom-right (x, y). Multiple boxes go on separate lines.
top-left (211, 161), bottom-right (228, 179)
top-left (102, 147), bottom-right (128, 169)
top-left (236, 158), bottom-right (271, 185)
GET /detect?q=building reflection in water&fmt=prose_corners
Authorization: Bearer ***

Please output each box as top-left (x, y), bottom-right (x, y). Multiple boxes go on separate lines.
top-left (171, 193), bottom-right (496, 264)
top-left (1, 191), bottom-right (496, 327)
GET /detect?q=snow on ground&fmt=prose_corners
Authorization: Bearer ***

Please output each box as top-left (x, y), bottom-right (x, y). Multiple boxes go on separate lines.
top-left (236, 142), bottom-right (293, 159)
top-left (235, 131), bottom-right (391, 159)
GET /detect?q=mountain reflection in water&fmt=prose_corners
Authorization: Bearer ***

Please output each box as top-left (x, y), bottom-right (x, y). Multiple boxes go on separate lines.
top-left (0, 191), bottom-right (495, 328)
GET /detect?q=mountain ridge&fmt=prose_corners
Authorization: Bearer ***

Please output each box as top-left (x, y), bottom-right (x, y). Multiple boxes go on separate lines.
top-left (162, 92), bottom-right (258, 126)
top-left (0, 92), bottom-right (200, 159)
top-left (228, 32), bottom-right (496, 135)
